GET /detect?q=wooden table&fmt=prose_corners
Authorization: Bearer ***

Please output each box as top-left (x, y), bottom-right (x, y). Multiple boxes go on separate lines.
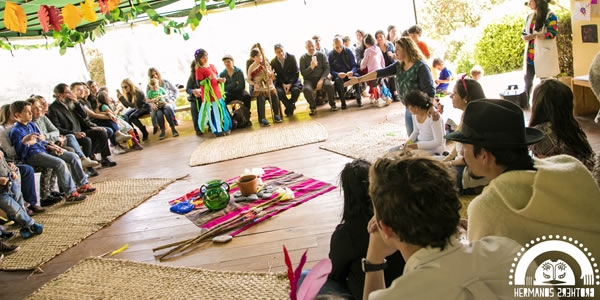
top-left (572, 75), bottom-right (600, 116)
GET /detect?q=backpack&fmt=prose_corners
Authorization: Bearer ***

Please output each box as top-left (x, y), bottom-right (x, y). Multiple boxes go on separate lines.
top-left (231, 105), bottom-right (251, 129)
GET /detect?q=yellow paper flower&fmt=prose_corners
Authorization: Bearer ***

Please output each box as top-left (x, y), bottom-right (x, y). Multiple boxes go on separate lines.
top-left (62, 4), bottom-right (82, 29)
top-left (80, 0), bottom-right (98, 22)
top-left (4, 2), bottom-right (27, 34)
top-left (108, 0), bottom-right (120, 12)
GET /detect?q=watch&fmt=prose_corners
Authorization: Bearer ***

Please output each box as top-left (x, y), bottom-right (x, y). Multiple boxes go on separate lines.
top-left (361, 258), bottom-right (387, 272)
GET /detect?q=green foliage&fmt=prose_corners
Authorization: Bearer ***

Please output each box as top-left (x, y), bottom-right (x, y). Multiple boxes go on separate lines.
top-left (473, 15), bottom-right (524, 75)
top-left (417, 0), bottom-right (505, 40)
top-left (555, 10), bottom-right (573, 77)
top-left (0, 0), bottom-right (233, 54)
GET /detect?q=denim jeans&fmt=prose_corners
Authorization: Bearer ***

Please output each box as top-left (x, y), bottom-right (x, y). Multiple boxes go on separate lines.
top-left (0, 186), bottom-right (34, 228)
top-left (405, 107), bottom-right (414, 137)
top-left (155, 107), bottom-right (176, 130)
top-left (64, 134), bottom-right (85, 158)
top-left (25, 152), bottom-right (80, 194)
top-left (16, 164), bottom-right (38, 207)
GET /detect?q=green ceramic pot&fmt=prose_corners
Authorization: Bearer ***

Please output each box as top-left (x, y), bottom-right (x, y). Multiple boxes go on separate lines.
top-left (200, 180), bottom-right (230, 211)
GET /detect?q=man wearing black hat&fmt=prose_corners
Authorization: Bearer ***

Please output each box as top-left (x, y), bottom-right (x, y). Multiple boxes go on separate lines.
top-left (445, 99), bottom-right (600, 265)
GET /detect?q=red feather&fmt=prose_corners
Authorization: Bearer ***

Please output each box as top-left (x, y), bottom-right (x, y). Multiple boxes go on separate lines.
top-left (98, 0), bottom-right (109, 14)
top-left (294, 250), bottom-right (307, 287)
top-left (38, 6), bottom-right (50, 33)
top-left (47, 6), bottom-right (63, 32)
top-left (282, 245), bottom-right (296, 300)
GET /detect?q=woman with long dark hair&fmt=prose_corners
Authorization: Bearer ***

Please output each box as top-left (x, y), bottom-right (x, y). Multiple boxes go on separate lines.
top-left (327, 159), bottom-right (405, 299)
top-left (522, 0), bottom-right (559, 101)
top-left (529, 79), bottom-right (595, 172)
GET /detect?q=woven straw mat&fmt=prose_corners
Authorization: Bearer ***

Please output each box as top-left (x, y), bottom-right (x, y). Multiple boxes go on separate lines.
top-left (189, 121), bottom-right (328, 166)
top-left (319, 122), bottom-right (408, 163)
top-left (0, 178), bottom-right (175, 271)
top-left (27, 257), bottom-right (290, 299)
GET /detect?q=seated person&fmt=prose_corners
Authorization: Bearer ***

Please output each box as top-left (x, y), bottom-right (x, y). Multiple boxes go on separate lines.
top-left (327, 159), bottom-right (404, 299)
top-left (247, 48), bottom-right (282, 126)
top-left (446, 99), bottom-right (600, 292)
top-left (96, 92), bottom-right (143, 150)
top-left (407, 25), bottom-right (431, 60)
top-left (529, 79), bottom-right (596, 175)
top-left (364, 153), bottom-right (521, 299)
top-left (271, 44), bottom-right (302, 117)
top-left (0, 104), bottom-right (60, 208)
top-left (392, 91), bottom-right (445, 156)
top-left (329, 37), bottom-right (362, 110)
top-left (10, 101), bottom-right (95, 203)
top-left (147, 68), bottom-right (179, 129)
top-left (147, 78), bottom-right (178, 139)
top-left (470, 65), bottom-right (484, 81)
top-left (219, 55), bottom-right (252, 111)
top-left (299, 39), bottom-right (335, 116)
top-left (48, 83), bottom-right (117, 167)
top-left (432, 58), bottom-right (453, 94)
top-left (0, 151), bottom-right (44, 240)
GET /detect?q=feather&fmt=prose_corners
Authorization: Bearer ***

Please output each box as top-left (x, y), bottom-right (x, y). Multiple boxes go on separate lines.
top-left (282, 245), bottom-right (296, 300)
top-left (293, 250), bottom-right (307, 288)
top-left (296, 258), bottom-right (332, 300)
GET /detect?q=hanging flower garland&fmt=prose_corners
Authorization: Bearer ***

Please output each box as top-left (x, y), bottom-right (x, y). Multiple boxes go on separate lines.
top-left (1, 0), bottom-right (238, 54)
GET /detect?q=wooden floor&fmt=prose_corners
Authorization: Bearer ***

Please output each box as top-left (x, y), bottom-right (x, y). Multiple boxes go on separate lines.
top-left (1, 94), bottom-right (600, 299)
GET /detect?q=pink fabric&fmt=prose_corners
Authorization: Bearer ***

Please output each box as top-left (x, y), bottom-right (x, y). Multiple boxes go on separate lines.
top-left (196, 166), bottom-right (336, 236)
top-left (361, 45), bottom-right (385, 73)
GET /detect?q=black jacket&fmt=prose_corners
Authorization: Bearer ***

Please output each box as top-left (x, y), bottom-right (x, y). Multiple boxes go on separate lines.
top-left (270, 53), bottom-right (302, 89)
top-left (47, 100), bottom-right (96, 135)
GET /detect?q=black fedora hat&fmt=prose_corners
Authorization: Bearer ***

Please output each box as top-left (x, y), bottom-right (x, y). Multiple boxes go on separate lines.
top-left (445, 99), bottom-right (544, 147)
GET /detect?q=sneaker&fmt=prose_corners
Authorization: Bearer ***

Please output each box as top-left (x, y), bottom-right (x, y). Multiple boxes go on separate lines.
top-left (86, 167), bottom-right (99, 177)
top-left (116, 133), bottom-right (132, 143)
top-left (112, 147), bottom-right (126, 155)
top-left (341, 104), bottom-right (347, 110)
top-left (0, 241), bottom-right (19, 254)
top-left (66, 191), bottom-right (87, 203)
top-left (1, 230), bottom-right (14, 240)
top-left (261, 119), bottom-right (270, 126)
top-left (195, 131), bottom-right (203, 137)
top-left (40, 195), bottom-right (62, 207)
top-left (172, 130), bottom-right (179, 137)
top-left (51, 191), bottom-right (65, 198)
top-left (309, 109), bottom-right (316, 116)
top-left (330, 106), bottom-right (338, 111)
top-left (274, 115), bottom-right (282, 123)
top-left (173, 119), bottom-right (179, 126)
top-left (153, 126), bottom-right (159, 135)
top-left (80, 157), bottom-right (100, 168)
top-left (159, 130), bottom-right (166, 140)
top-left (77, 183), bottom-right (97, 194)
top-left (20, 223), bottom-right (43, 239)
top-left (377, 98), bottom-right (387, 108)
top-left (101, 158), bottom-right (117, 167)
top-left (132, 144), bottom-right (144, 150)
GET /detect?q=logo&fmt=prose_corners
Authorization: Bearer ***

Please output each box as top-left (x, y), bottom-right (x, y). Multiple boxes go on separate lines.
top-left (510, 235), bottom-right (598, 298)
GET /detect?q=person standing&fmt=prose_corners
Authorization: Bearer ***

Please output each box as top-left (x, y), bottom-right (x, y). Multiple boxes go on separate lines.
top-left (522, 0), bottom-right (559, 101)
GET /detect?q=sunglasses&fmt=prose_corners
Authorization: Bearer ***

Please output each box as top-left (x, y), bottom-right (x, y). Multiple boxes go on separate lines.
top-left (121, 86), bottom-right (129, 89)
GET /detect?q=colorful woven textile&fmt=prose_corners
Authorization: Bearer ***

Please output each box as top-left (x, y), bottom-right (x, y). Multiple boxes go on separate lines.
top-left (184, 166), bottom-right (336, 236)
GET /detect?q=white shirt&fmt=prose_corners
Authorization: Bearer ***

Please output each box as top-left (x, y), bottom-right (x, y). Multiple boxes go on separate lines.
top-left (369, 237), bottom-right (523, 300)
top-left (408, 115), bottom-right (445, 155)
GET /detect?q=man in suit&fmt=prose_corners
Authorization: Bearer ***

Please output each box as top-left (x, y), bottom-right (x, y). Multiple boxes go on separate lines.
top-left (299, 39), bottom-right (336, 115)
top-left (329, 36), bottom-right (362, 109)
top-left (47, 83), bottom-right (117, 172)
top-left (271, 44), bottom-right (303, 117)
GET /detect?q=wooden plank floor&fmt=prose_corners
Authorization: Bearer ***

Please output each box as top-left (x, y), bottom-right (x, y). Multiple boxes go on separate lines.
top-left (1, 93), bottom-right (599, 299)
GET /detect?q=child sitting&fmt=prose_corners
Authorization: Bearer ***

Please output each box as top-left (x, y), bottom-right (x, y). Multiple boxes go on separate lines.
top-left (433, 58), bottom-right (453, 94)
top-left (147, 78), bottom-right (178, 139)
top-left (9, 101), bottom-right (94, 203)
top-left (0, 148), bottom-right (44, 239)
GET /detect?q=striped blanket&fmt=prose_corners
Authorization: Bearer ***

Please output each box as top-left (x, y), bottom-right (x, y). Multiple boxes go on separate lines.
top-left (184, 166), bottom-right (336, 236)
